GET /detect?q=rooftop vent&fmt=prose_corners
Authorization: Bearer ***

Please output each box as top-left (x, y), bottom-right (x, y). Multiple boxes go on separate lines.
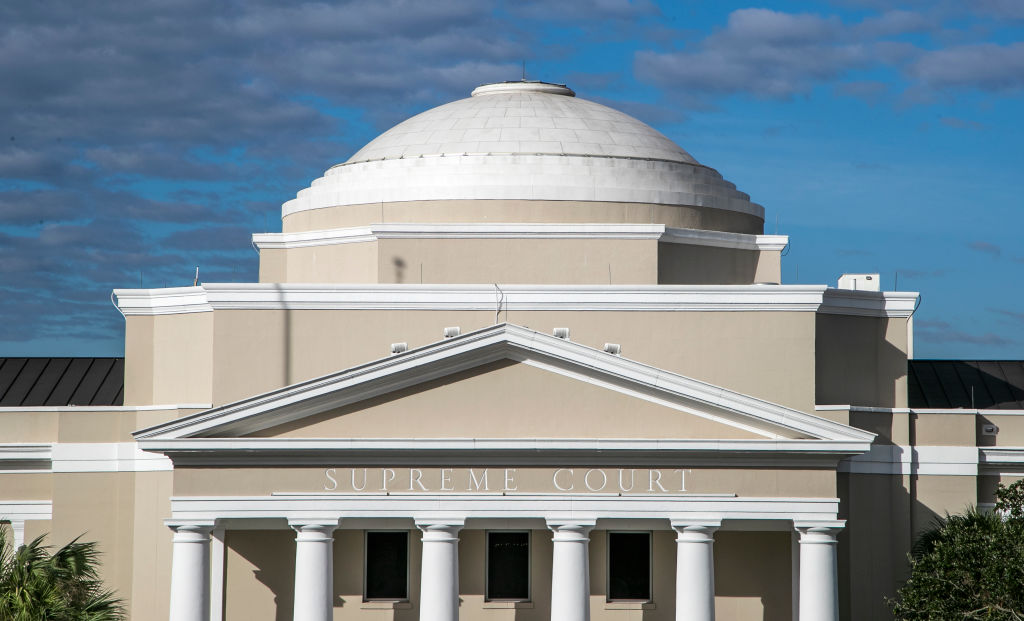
top-left (390, 342), bottom-right (408, 355)
top-left (604, 343), bottom-right (622, 356)
top-left (553, 327), bottom-right (570, 340)
top-left (443, 327), bottom-right (461, 338)
top-left (837, 273), bottom-right (880, 292)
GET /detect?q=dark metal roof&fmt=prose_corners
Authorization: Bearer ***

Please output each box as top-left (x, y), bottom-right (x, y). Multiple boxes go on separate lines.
top-left (908, 360), bottom-right (1024, 410)
top-left (0, 358), bottom-right (124, 407)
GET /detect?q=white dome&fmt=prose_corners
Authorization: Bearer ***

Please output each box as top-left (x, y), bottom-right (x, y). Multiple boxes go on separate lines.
top-left (282, 82), bottom-right (763, 221)
top-left (347, 81), bottom-right (698, 165)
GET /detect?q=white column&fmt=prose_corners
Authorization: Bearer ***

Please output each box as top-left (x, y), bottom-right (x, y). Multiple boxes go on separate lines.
top-left (671, 520), bottom-right (720, 621)
top-left (547, 520), bottom-right (595, 621)
top-left (291, 520), bottom-right (338, 621)
top-left (416, 518), bottom-right (465, 621)
top-left (10, 520), bottom-right (25, 549)
top-left (168, 522), bottom-right (214, 621)
top-left (795, 522), bottom-right (843, 621)
top-left (209, 527), bottom-right (226, 621)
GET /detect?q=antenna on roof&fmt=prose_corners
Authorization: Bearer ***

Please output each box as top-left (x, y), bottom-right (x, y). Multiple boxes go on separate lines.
top-left (193, 266), bottom-right (199, 287)
top-left (522, 60), bottom-right (526, 81)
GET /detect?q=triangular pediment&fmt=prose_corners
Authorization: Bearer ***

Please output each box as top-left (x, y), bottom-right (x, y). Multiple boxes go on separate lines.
top-left (134, 324), bottom-right (874, 447)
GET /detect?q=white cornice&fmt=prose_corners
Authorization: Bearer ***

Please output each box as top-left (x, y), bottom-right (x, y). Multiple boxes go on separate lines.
top-left (113, 286), bottom-right (212, 315)
top-left (137, 437), bottom-right (873, 468)
top-left (0, 444), bottom-right (52, 462)
top-left (980, 447), bottom-right (1024, 471)
top-left (135, 323), bottom-right (874, 448)
top-left (114, 283), bottom-right (918, 318)
top-left (251, 223), bottom-right (789, 252)
top-left (169, 493), bottom-right (838, 524)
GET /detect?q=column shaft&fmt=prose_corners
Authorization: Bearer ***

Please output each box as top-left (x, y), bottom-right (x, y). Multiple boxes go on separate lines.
top-left (168, 523), bottom-right (213, 621)
top-left (417, 520), bottom-right (464, 621)
top-left (672, 523), bottom-right (718, 621)
top-left (292, 522), bottom-right (338, 621)
top-left (797, 525), bottom-right (842, 621)
top-left (548, 522), bottom-right (593, 621)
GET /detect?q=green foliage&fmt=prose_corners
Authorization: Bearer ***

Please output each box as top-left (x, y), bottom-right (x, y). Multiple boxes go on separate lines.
top-left (890, 479), bottom-right (1024, 620)
top-left (0, 528), bottom-right (124, 621)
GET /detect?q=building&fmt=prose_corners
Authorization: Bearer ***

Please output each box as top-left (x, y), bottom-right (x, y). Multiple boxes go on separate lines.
top-left (1, 80), bottom-right (1020, 621)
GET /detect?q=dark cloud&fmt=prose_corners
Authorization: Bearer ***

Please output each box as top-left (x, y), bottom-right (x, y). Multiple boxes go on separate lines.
top-left (940, 116), bottom-right (984, 130)
top-left (635, 9), bottom-right (868, 100)
top-left (968, 241), bottom-right (1002, 257)
top-left (909, 42), bottom-right (1024, 92)
top-left (991, 308), bottom-right (1024, 323)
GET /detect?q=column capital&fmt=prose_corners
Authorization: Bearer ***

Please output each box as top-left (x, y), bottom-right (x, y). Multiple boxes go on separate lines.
top-left (166, 521), bottom-right (215, 542)
top-left (794, 520), bottom-right (845, 542)
top-left (288, 518), bottom-right (340, 530)
top-left (546, 518), bottom-right (596, 532)
top-left (414, 516), bottom-right (466, 530)
top-left (671, 520), bottom-right (720, 544)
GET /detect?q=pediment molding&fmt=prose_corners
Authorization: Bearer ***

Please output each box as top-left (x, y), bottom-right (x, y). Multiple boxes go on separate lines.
top-left (134, 324), bottom-right (874, 462)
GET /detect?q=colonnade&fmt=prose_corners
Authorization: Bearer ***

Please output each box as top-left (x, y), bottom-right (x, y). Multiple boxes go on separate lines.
top-left (167, 518), bottom-right (841, 621)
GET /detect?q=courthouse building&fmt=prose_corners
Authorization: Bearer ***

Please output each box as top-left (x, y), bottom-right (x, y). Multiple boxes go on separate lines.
top-left (2, 80), bottom-right (1023, 621)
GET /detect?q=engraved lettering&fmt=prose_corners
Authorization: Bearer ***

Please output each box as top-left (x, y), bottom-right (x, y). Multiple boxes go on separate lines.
top-left (351, 468), bottom-right (367, 491)
top-left (553, 468), bottom-right (574, 491)
top-left (409, 468), bottom-right (428, 491)
top-left (324, 468), bottom-right (338, 491)
top-left (648, 469), bottom-right (668, 492)
top-left (504, 468), bottom-right (518, 491)
top-left (441, 468), bottom-right (454, 491)
top-left (674, 469), bottom-right (687, 492)
top-left (467, 469), bottom-right (490, 491)
top-left (618, 468), bottom-right (635, 492)
top-left (380, 468), bottom-right (396, 491)
top-left (584, 469), bottom-right (607, 492)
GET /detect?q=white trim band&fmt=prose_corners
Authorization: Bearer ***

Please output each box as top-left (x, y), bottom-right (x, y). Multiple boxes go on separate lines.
top-left (251, 223), bottom-right (788, 252)
top-left (839, 444), bottom-right (979, 476)
top-left (114, 284), bottom-right (918, 318)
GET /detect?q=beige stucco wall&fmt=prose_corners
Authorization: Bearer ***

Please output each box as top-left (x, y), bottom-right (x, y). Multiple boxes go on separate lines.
top-left (50, 472), bottom-right (137, 616)
top-left (219, 527), bottom-right (790, 620)
top-left (172, 466), bottom-right (835, 499)
top-left (206, 308), bottom-right (818, 412)
top-left (815, 315), bottom-right (909, 408)
top-left (912, 474), bottom-right (977, 535)
top-left (253, 360), bottom-right (771, 440)
top-left (125, 313), bottom-right (213, 406)
top-left (657, 244), bottom-right (775, 285)
top-left (0, 411), bottom-right (59, 442)
top-left (260, 242), bottom-right (381, 284)
top-left (375, 238), bottom-right (657, 285)
top-left (838, 472), bottom-right (912, 621)
top-left (280, 200), bottom-right (764, 235)
top-left (0, 473), bottom-right (52, 500)
top-left (714, 531), bottom-right (792, 621)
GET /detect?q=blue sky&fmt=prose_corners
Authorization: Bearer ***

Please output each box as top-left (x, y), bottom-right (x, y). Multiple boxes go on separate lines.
top-left (1, 0), bottom-right (1022, 359)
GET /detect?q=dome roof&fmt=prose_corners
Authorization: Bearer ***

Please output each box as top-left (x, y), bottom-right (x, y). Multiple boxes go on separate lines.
top-left (346, 81), bottom-right (698, 165)
top-left (282, 81), bottom-right (763, 222)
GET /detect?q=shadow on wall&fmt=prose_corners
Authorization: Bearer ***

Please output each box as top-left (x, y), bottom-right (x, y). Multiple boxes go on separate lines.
top-left (714, 531), bottom-right (792, 621)
top-left (226, 529), bottom-right (295, 621)
top-left (837, 410), bottom-right (953, 621)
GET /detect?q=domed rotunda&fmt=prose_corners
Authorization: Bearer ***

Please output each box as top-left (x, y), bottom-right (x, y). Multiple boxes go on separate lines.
top-left (263, 81), bottom-right (784, 286)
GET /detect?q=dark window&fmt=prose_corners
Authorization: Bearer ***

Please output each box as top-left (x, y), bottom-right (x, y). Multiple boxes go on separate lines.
top-left (487, 531), bottom-right (530, 600)
top-left (607, 532), bottom-right (651, 601)
top-left (365, 531), bottom-right (408, 600)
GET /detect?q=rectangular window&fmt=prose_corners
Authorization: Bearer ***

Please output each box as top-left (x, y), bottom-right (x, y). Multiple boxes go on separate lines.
top-left (365, 531), bottom-right (408, 600)
top-left (486, 531), bottom-right (530, 601)
top-left (607, 531), bottom-right (651, 601)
